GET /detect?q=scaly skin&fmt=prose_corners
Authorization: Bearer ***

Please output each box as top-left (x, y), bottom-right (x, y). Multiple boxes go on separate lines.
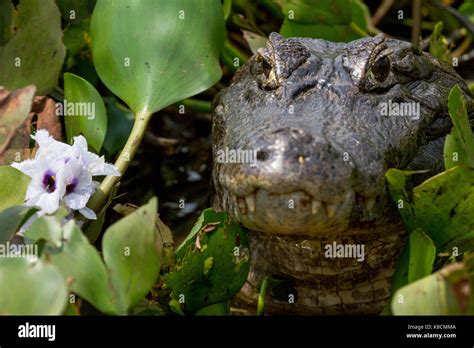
top-left (212, 33), bottom-right (474, 314)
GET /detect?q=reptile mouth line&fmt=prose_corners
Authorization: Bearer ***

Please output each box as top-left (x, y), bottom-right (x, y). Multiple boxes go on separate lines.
top-left (233, 190), bottom-right (377, 214)
top-left (229, 188), bottom-right (378, 229)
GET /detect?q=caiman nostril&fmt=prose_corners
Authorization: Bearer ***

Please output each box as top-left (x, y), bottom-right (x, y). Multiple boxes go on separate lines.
top-left (257, 150), bottom-right (268, 161)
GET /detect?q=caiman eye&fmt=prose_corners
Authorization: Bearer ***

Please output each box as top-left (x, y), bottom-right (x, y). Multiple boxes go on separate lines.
top-left (251, 53), bottom-right (279, 90)
top-left (371, 56), bottom-right (391, 82)
top-left (261, 58), bottom-right (272, 78)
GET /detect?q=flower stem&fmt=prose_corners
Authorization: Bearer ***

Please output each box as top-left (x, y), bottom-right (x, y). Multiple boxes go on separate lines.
top-left (87, 110), bottom-right (152, 214)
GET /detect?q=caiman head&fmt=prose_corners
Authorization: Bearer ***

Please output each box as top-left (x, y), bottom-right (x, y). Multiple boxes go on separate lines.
top-left (212, 32), bottom-right (473, 236)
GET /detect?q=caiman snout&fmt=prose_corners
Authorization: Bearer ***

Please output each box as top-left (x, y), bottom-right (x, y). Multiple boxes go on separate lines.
top-left (218, 126), bottom-right (359, 236)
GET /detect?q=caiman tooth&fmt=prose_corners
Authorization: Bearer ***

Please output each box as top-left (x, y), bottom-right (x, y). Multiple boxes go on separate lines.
top-left (325, 203), bottom-right (338, 219)
top-left (311, 200), bottom-right (322, 214)
top-left (363, 196), bottom-right (376, 212)
top-left (237, 198), bottom-right (247, 214)
top-left (245, 194), bottom-right (256, 213)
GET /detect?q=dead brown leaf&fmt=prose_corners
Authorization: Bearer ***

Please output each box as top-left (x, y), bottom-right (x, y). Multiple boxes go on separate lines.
top-left (0, 86), bottom-right (62, 165)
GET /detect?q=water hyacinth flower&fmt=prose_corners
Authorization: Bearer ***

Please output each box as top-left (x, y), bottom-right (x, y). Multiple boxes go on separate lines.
top-left (12, 130), bottom-right (120, 219)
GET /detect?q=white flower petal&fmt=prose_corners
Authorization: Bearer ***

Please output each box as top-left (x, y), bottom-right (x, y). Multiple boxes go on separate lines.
top-left (31, 129), bottom-right (53, 146)
top-left (31, 190), bottom-right (61, 215)
top-left (33, 130), bottom-right (72, 161)
top-left (79, 207), bottom-right (97, 220)
top-left (98, 162), bottom-right (121, 176)
top-left (88, 157), bottom-right (121, 176)
top-left (25, 181), bottom-right (45, 203)
top-left (11, 159), bottom-right (37, 177)
top-left (58, 158), bottom-right (83, 183)
top-left (72, 135), bottom-right (88, 152)
top-left (64, 191), bottom-right (91, 210)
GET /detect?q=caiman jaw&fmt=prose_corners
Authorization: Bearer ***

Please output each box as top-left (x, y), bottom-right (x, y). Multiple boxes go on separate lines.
top-left (231, 189), bottom-right (353, 235)
top-left (222, 187), bottom-right (380, 236)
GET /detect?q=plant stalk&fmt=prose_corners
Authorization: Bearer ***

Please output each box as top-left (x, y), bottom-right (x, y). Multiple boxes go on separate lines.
top-left (257, 275), bottom-right (270, 316)
top-left (87, 110), bottom-right (152, 214)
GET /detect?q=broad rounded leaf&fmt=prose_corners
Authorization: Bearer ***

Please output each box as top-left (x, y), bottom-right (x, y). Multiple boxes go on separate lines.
top-left (0, 0), bottom-right (66, 95)
top-left (40, 221), bottom-right (117, 315)
top-left (63, 73), bottom-right (107, 152)
top-left (278, 0), bottom-right (368, 42)
top-left (0, 0), bottom-right (15, 45)
top-left (165, 209), bottom-right (250, 314)
top-left (0, 205), bottom-right (36, 244)
top-left (90, 0), bottom-right (225, 114)
top-left (407, 228), bottom-right (436, 283)
top-left (57, 0), bottom-right (96, 23)
top-left (413, 166), bottom-right (474, 250)
top-left (0, 257), bottom-right (67, 315)
top-left (63, 20), bottom-right (91, 57)
top-left (25, 207), bottom-right (69, 247)
top-left (102, 97), bottom-right (134, 156)
top-left (392, 261), bottom-right (473, 315)
top-left (444, 84), bottom-right (474, 169)
top-left (102, 197), bottom-right (161, 314)
top-left (0, 166), bottom-right (30, 212)
top-left (388, 228), bottom-right (435, 298)
top-left (385, 168), bottom-right (422, 232)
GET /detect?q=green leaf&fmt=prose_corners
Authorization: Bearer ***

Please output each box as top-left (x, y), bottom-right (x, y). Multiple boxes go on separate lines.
top-left (429, 22), bottom-right (452, 63)
top-left (276, 0), bottom-right (352, 25)
top-left (57, 0), bottom-right (96, 23)
top-left (63, 20), bottom-right (90, 57)
top-left (0, 257), bottom-right (67, 315)
top-left (131, 298), bottom-right (166, 316)
top-left (0, 166), bottom-right (30, 212)
top-left (102, 97), bottom-right (134, 156)
top-left (460, 0), bottom-right (474, 24)
top-left (444, 230), bottom-right (474, 256)
top-left (278, 0), bottom-right (368, 42)
top-left (390, 241), bottom-right (410, 300)
top-left (392, 261), bottom-right (473, 315)
top-left (90, 0), bottom-right (225, 114)
top-left (25, 206), bottom-right (69, 247)
top-left (195, 301), bottom-right (230, 315)
top-left (113, 202), bottom-right (176, 271)
top-left (407, 228), bottom-right (436, 283)
top-left (40, 221), bottom-right (117, 315)
top-left (63, 72), bottom-right (107, 152)
top-left (444, 84), bottom-right (474, 169)
top-left (102, 197), bottom-right (161, 314)
top-left (83, 182), bottom-right (119, 243)
top-left (0, 205), bottom-right (36, 244)
top-left (412, 166), bottom-right (474, 250)
top-left (444, 132), bottom-right (468, 170)
top-left (63, 301), bottom-right (80, 315)
top-left (0, 0), bottom-right (15, 48)
top-left (0, 0), bottom-right (66, 95)
top-left (385, 168), bottom-right (421, 232)
top-left (223, 0), bottom-right (232, 20)
top-left (381, 229), bottom-right (435, 314)
top-left (165, 208), bottom-right (250, 314)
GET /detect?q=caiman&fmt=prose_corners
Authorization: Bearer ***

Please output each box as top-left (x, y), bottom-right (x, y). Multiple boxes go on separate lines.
top-left (212, 33), bottom-right (474, 314)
